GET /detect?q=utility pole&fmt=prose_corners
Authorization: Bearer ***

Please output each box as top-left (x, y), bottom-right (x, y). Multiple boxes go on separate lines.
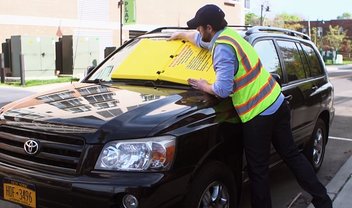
top-left (19, 54), bottom-right (25, 86)
top-left (260, 4), bottom-right (270, 26)
top-left (260, 4), bottom-right (264, 26)
top-left (0, 53), bottom-right (5, 83)
top-left (118, 0), bottom-right (124, 46)
top-left (308, 19), bottom-right (311, 38)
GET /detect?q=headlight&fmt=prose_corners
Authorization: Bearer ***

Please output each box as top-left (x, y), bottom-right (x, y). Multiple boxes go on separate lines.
top-left (95, 136), bottom-right (175, 171)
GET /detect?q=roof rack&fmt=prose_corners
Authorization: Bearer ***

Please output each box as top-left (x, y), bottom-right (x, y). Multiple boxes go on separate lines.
top-left (146, 25), bottom-right (253, 34)
top-left (144, 26), bottom-right (310, 41)
top-left (145, 27), bottom-right (190, 35)
top-left (227, 25), bottom-right (253, 30)
top-left (246, 26), bottom-right (311, 40)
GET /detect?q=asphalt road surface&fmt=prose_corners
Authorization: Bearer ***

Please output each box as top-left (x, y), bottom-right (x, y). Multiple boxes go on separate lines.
top-left (0, 87), bottom-right (33, 107)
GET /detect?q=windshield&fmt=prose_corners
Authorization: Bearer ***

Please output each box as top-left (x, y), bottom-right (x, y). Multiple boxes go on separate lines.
top-left (87, 38), bottom-right (141, 82)
top-left (85, 35), bottom-right (216, 87)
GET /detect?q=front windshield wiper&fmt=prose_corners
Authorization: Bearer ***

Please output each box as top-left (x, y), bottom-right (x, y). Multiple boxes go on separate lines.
top-left (109, 79), bottom-right (157, 87)
top-left (110, 78), bottom-right (191, 90)
top-left (87, 78), bottom-right (191, 90)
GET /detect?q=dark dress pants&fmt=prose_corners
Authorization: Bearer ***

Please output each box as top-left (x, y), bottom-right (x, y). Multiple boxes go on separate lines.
top-left (242, 101), bottom-right (332, 208)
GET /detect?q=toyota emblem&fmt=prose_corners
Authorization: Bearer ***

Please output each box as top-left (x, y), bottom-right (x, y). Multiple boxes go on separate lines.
top-left (24, 140), bottom-right (40, 155)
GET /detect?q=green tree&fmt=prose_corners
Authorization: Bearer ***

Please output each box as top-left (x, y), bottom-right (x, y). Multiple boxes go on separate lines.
top-left (270, 13), bottom-right (303, 30)
top-left (337, 12), bottom-right (352, 19)
top-left (245, 13), bottom-right (260, 26)
top-left (324, 25), bottom-right (347, 52)
top-left (340, 39), bottom-right (351, 56)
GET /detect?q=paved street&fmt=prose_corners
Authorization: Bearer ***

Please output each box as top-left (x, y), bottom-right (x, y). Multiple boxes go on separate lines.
top-left (0, 86), bottom-right (33, 107)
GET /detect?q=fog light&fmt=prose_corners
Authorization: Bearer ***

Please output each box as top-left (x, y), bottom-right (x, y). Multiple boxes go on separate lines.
top-left (122, 194), bottom-right (139, 208)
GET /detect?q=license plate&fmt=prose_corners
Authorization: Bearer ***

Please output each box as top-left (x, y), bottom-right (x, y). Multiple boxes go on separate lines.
top-left (3, 178), bottom-right (36, 208)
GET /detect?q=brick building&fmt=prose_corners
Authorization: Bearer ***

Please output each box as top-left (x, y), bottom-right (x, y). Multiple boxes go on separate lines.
top-left (296, 19), bottom-right (352, 60)
top-left (298, 19), bottom-right (352, 39)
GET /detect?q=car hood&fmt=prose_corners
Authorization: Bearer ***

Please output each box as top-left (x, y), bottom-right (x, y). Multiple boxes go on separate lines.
top-left (0, 83), bottom-right (218, 142)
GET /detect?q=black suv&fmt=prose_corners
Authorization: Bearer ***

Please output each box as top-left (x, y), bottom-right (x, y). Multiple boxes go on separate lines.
top-left (0, 26), bottom-right (334, 208)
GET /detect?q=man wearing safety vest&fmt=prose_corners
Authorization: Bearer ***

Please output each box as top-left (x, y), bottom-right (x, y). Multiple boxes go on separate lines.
top-left (170, 4), bottom-right (332, 208)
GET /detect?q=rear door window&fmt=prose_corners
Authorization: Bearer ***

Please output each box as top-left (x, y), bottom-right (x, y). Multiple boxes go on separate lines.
top-left (253, 39), bottom-right (283, 78)
top-left (277, 40), bottom-right (307, 83)
top-left (300, 43), bottom-right (324, 77)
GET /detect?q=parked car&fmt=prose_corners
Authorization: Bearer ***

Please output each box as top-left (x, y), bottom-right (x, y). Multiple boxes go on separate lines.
top-left (0, 26), bottom-right (334, 208)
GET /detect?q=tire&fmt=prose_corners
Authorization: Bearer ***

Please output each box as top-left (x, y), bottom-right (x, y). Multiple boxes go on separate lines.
top-left (304, 118), bottom-right (327, 172)
top-left (183, 161), bottom-right (239, 208)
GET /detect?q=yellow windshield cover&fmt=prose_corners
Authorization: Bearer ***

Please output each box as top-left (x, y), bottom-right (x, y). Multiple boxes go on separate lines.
top-left (111, 39), bottom-right (216, 85)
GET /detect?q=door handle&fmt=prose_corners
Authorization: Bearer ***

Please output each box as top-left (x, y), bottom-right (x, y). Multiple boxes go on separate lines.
top-left (312, 85), bottom-right (318, 90)
top-left (285, 95), bottom-right (293, 101)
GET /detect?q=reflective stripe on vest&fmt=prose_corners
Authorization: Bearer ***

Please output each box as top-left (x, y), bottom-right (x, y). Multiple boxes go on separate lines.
top-left (217, 35), bottom-right (252, 72)
top-left (214, 28), bottom-right (281, 122)
top-left (233, 60), bottom-right (262, 92)
top-left (236, 75), bottom-right (278, 116)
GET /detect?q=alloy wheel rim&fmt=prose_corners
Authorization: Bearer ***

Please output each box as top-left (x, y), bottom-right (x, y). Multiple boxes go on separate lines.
top-left (313, 128), bottom-right (324, 166)
top-left (198, 181), bottom-right (229, 208)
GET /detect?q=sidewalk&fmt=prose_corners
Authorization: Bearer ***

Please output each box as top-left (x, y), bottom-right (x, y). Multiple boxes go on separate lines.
top-left (325, 64), bottom-right (352, 73)
top-left (308, 156), bottom-right (352, 208)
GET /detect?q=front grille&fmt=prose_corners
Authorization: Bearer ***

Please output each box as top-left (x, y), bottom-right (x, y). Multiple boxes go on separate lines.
top-left (0, 126), bottom-right (85, 175)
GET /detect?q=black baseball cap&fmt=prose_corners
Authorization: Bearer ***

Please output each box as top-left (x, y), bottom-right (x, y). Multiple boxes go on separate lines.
top-left (187, 4), bottom-right (227, 29)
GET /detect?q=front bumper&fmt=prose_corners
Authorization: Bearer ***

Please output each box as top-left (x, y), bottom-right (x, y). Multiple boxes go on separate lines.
top-left (0, 162), bottom-right (189, 208)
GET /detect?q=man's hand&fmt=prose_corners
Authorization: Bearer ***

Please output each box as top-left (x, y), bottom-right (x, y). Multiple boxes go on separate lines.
top-left (188, 78), bottom-right (215, 95)
top-left (168, 31), bottom-right (197, 44)
top-left (188, 78), bottom-right (206, 90)
top-left (168, 32), bottom-right (183, 41)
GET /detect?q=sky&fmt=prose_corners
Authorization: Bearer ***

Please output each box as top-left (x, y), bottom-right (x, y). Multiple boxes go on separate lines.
top-left (249, 0), bottom-right (352, 21)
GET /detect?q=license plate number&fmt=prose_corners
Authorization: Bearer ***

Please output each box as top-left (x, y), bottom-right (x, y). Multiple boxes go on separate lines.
top-left (3, 178), bottom-right (36, 208)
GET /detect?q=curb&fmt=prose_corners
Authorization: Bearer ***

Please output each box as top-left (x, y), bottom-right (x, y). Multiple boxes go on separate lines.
top-left (307, 156), bottom-right (352, 208)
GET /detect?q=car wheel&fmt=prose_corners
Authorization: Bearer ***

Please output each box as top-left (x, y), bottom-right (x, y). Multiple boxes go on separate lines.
top-left (304, 118), bottom-right (326, 172)
top-left (183, 161), bottom-right (239, 208)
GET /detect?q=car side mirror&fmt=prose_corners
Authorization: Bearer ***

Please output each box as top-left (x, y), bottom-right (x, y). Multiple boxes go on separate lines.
top-left (80, 66), bottom-right (96, 81)
top-left (87, 66), bottom-right (95, 75)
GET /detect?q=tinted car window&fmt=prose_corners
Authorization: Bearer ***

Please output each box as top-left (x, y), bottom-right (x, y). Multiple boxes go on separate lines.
top-left (296, 44), bottom-right (311, 76)
top-left (301, 43), bottom-right (324, 77)
top-left (253, 39), bottom-right (282, 77)
top-left (277, 40), bottom-right (306, 82)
